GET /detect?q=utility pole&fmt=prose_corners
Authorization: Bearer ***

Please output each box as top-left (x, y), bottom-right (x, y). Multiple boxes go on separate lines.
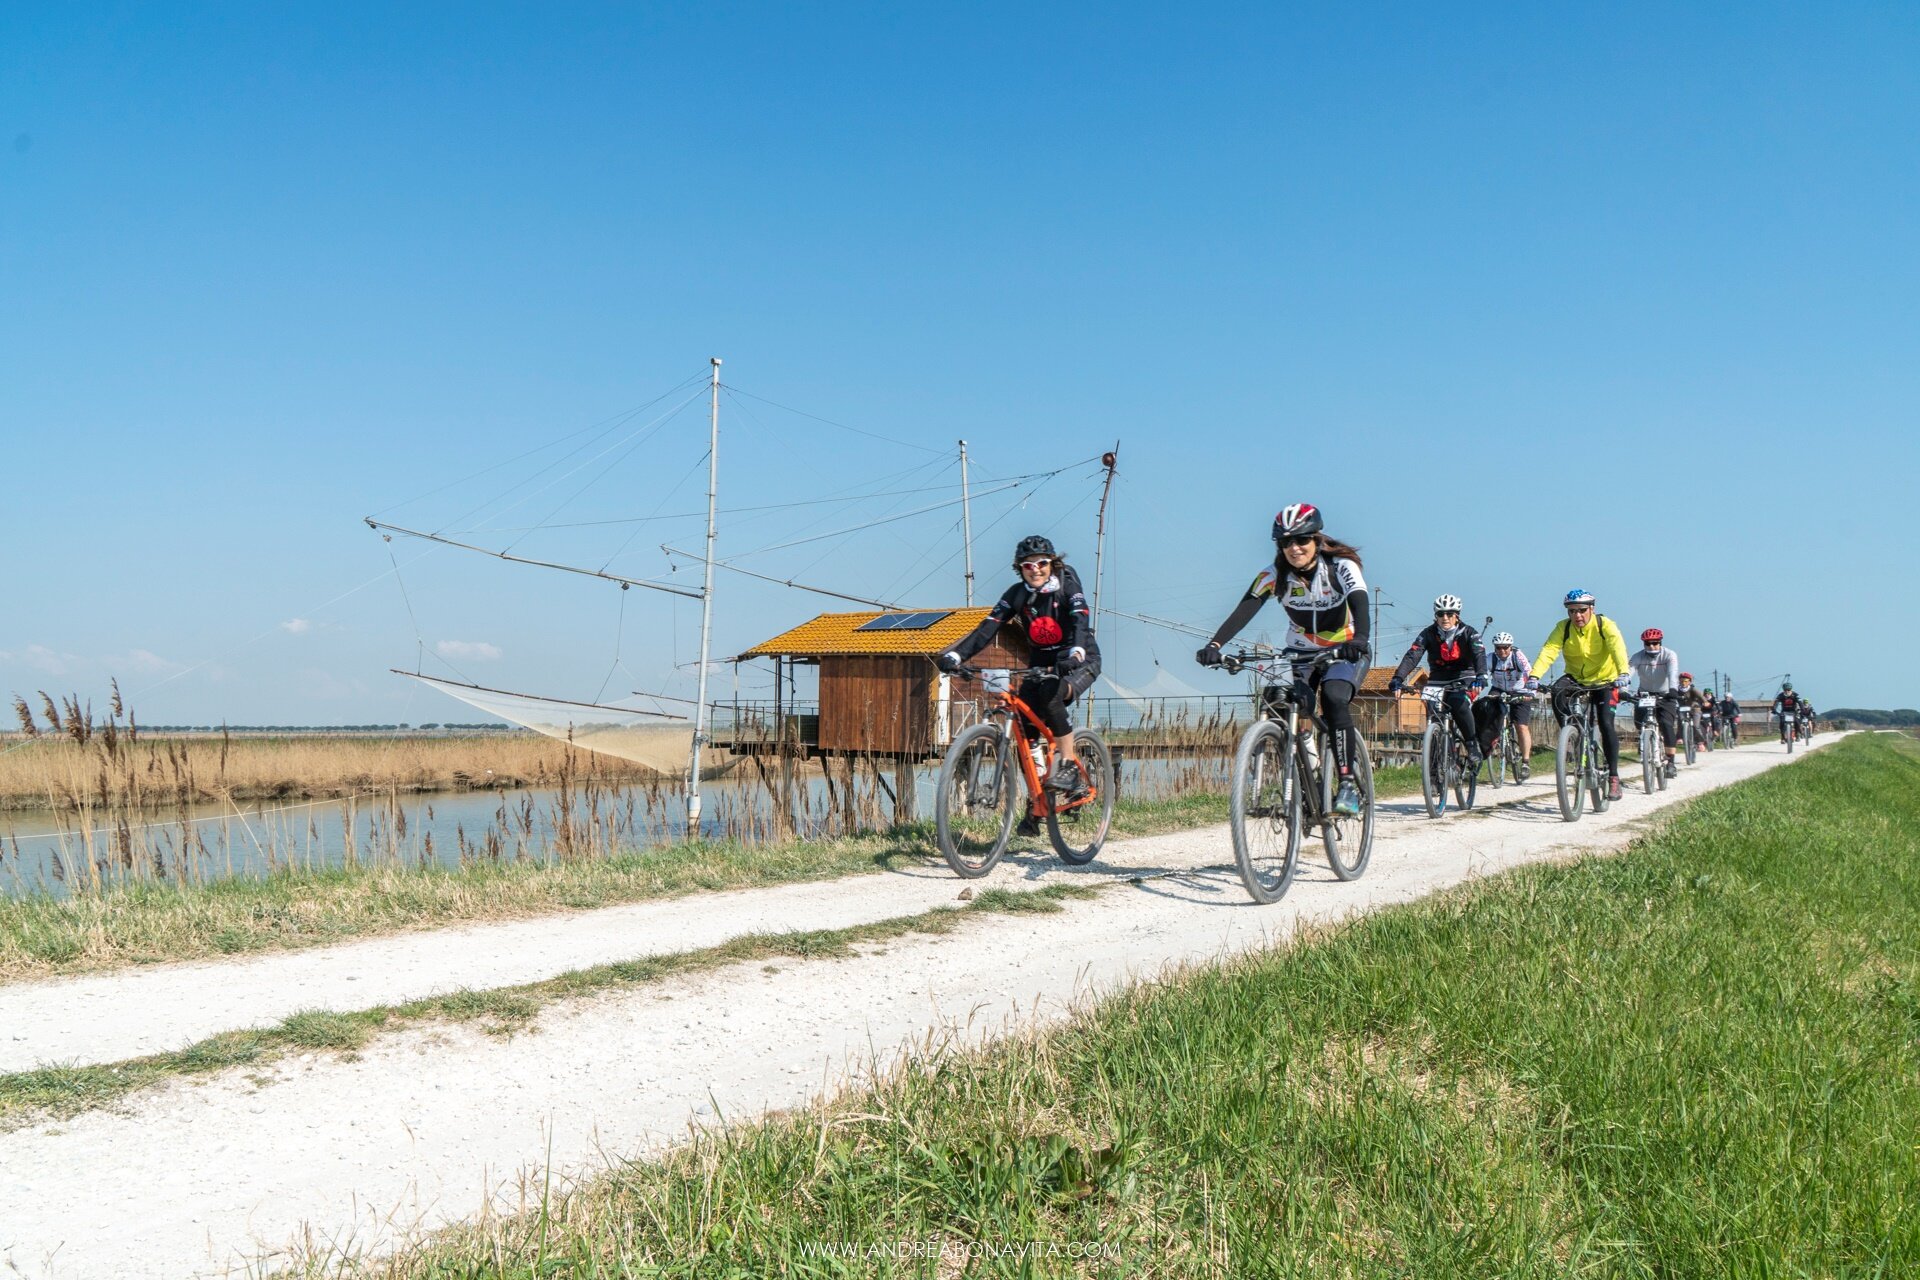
top-left (1371, 592), bottom-right (1394, 667)
top-left (1092, 445), bottom-right (1119, 620)
top-left (958, 440), bottom-right (974, 605)
top-left (687, 356), bottom-right (721, 840)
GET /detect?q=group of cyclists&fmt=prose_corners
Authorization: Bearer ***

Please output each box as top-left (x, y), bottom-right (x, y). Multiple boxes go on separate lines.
top-left (938, 504), bottom-right (1815, 822)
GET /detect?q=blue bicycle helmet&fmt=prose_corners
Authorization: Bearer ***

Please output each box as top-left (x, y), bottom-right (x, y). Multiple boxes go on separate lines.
top-left (1563, 588), bottom-right (1596, 606)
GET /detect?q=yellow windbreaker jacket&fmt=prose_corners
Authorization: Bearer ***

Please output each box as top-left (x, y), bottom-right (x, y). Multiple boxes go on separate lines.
top-left (1530, 614), bottom-right (1629, 684)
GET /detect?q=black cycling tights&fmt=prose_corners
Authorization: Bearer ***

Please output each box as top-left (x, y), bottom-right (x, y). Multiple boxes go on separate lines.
top-left (1318, 677), bottom-right (1357, 777)
top-left (1586, 689), bottom-right (1622, 776)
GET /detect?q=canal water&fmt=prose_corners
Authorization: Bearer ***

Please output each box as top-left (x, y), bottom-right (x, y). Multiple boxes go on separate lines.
top-left (1, 754), bottom-right (1228, 899)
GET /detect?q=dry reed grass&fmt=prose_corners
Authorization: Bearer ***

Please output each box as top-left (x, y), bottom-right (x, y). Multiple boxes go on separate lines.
top-left (0, 721), bottom-right (661, 813)
top-left (0, 684), bottom-right (1237, 906)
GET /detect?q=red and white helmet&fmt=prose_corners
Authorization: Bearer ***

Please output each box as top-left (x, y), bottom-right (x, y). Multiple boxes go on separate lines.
top-left (1272, 503), bottom-right (1323, 542)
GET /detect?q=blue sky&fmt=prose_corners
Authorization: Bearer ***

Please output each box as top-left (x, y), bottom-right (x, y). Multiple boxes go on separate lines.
top-left (2, 2), bottom-right (1914, 723)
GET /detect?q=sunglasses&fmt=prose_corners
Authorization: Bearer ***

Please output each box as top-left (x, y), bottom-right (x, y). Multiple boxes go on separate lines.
top-left (1567, 606), bottom-right (1593, 615)
top-left (1435, 611), bottom-right (1460, 619)
top-left (1279, 535), bottom-right (1316, 549)
top-left (1018, 559), bottom-right (1053, 572)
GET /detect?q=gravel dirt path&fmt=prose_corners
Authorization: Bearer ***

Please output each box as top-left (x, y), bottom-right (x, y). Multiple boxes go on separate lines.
top-left (0, 737), bottom-right (1834, 1279)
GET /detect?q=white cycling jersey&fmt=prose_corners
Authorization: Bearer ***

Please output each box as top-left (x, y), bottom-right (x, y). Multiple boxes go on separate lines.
top-left (1248, 556), bottom-right (1368, 654)
top-left (1630, 647), bottom-right (1681, 694)
top-left (1488, 648), bottom-right (1532, 692)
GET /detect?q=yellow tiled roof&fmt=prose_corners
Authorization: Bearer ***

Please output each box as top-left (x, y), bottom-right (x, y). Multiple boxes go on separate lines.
top-left (737, 608), bottom-right (992, 658)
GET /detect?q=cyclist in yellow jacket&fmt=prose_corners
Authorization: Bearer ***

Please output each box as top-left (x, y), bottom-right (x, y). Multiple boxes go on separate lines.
top-left (1531, 588), bottom-right (1631, 800)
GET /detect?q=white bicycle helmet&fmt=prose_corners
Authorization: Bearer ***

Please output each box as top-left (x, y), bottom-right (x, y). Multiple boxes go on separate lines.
top-left (1492, 632), bottom-right (1515, 646)
top-left (1433, 593), bottom-right (1464, 614)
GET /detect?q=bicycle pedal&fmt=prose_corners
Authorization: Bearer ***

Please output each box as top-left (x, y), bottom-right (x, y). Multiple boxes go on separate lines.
top-left (1053, 787), bottom-right (1098, 814)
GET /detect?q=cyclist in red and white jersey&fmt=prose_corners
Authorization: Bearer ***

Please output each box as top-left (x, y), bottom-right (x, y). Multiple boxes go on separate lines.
top-left (1196, 503), bottom-right (1372, 815)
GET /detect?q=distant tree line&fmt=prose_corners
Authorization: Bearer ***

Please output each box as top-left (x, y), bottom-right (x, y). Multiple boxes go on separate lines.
top-left (1823, 708), bottom-right (1920, 727)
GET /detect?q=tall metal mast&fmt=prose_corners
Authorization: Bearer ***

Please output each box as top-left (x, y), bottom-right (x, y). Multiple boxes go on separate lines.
top-left (959, 439), bottom-right (975, 605)
top-left (687, 356), bottom-right (721, 838)
top-left (1092, 445), bottom-right (1119, 619)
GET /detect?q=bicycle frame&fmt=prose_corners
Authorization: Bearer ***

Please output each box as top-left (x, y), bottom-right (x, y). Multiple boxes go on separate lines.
top-left (967, 667), bottom-right (1097, 821)
top-left (1226, 647), bottom-right (1342, 824)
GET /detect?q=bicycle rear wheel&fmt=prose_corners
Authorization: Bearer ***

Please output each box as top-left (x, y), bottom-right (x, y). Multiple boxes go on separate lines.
top-left (1322, 731), bottom-right (1374, 881)
top-left (935, 723), bottom-right (1017, 878)
top-left (1230, 720), bottom-right (1302, 904)
top-left (1047, 729), bottom-right (1115, 866)
top-left (1555, 721), bottom-right (1585, 823)
top-left (1420, 721), bottom-right (1448, 818)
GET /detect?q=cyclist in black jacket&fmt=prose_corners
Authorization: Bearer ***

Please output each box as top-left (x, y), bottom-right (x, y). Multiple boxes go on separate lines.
top-left (1387, 594), bottom-right (1491, 771)
top-left (938, 535), bottom-right (1099, 802)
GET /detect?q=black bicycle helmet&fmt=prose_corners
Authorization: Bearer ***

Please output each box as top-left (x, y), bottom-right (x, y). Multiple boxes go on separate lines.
top-left (1272, 502), bottom-right (1324, 542)
top-left (1013, 534), bottom-right (1057, 566)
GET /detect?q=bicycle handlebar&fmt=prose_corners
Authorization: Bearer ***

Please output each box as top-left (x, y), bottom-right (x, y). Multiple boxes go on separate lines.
top-left (1220, 647), bottom-right (1341, 676)
top-left (951, 664), bottom-right (1053, 684)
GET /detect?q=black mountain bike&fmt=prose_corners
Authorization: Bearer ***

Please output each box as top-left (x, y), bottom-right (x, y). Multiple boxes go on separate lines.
top-left (1551, 680), bottom-right (1617, 823)
top-left (1417, 679), bottom-right (1479, 817)
top-left (1481, 689), bottom-right (1534, 787)
top-left (1219, 647), bottom-right (1376, 904)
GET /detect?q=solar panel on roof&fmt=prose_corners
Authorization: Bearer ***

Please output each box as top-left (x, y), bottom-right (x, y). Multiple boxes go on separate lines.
top-left (854, 610), bottom-right (953, 632)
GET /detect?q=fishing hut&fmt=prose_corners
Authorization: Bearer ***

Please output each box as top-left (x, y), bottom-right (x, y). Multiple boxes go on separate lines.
top-left (724, 607), bottom-right (1027, 829)
top-left (730, 607), bottom-right (1028, 758)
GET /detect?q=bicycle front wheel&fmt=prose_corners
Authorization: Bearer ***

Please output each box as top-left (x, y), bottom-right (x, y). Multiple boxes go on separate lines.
top-left (935, 722), bottom-right (1017, 878)
top-left (1589, 725), bottom-right (1612, 813)
top-left (1453, 738), bottom-right (1477, 811)
top-left (1047, 729), bottom-right (1115, 866)
top-left (1230, 719), bottom-right (1302, 904)
top-left (1684, 723), bottom-right (1697, 766)
top-left (1640, 727), bottom-right (1659, 795)
top-left (1323, 731), bottom-right (1374, 881)
top-left (1555, 721), bottom-right (1584, 823)
top-left (1420, 721), bottom-right (1448, 819)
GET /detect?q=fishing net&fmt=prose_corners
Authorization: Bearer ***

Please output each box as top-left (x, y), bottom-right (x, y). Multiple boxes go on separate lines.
top-left (403, 673), bottom-right (695, 775)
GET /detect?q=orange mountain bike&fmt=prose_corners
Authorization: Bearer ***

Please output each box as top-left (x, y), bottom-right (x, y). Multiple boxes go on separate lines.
top-left (934, 666), bottom-right (1115, 878)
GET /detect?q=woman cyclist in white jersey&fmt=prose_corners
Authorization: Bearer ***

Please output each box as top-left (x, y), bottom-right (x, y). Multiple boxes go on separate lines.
top-left (1479, 632), bottom-right (1538, 776)
top-left (1196, 503), bottom-right (1372, 815)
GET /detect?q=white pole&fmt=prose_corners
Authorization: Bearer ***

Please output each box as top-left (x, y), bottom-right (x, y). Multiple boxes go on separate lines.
top-left (959, 439), bottom-right (974, 606)
top-left (688, 357), bottom-right (721, 838)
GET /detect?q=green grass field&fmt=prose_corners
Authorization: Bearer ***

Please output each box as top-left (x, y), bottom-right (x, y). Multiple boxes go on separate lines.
top-left (338, 734), bottom-right (1918, 1278)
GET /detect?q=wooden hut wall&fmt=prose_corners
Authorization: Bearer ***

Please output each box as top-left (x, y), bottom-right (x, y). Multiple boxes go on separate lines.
top-left (819, 656), bottom-right (932, 754)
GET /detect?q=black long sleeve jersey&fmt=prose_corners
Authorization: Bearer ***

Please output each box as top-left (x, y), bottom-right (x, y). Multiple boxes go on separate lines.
top-left (950, 564), bottom-right (1097, 668)
top-left (1390, 622), bottom-right (1490, 685)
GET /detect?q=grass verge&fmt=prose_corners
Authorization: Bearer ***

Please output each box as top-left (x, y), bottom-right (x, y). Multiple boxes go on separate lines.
top-left (0, 765), bottom-right (1423, 983)
top-left (327, 733), bottom-right (1915, 1278)
top-left (0, 883), bottom-right (1102, 1130)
